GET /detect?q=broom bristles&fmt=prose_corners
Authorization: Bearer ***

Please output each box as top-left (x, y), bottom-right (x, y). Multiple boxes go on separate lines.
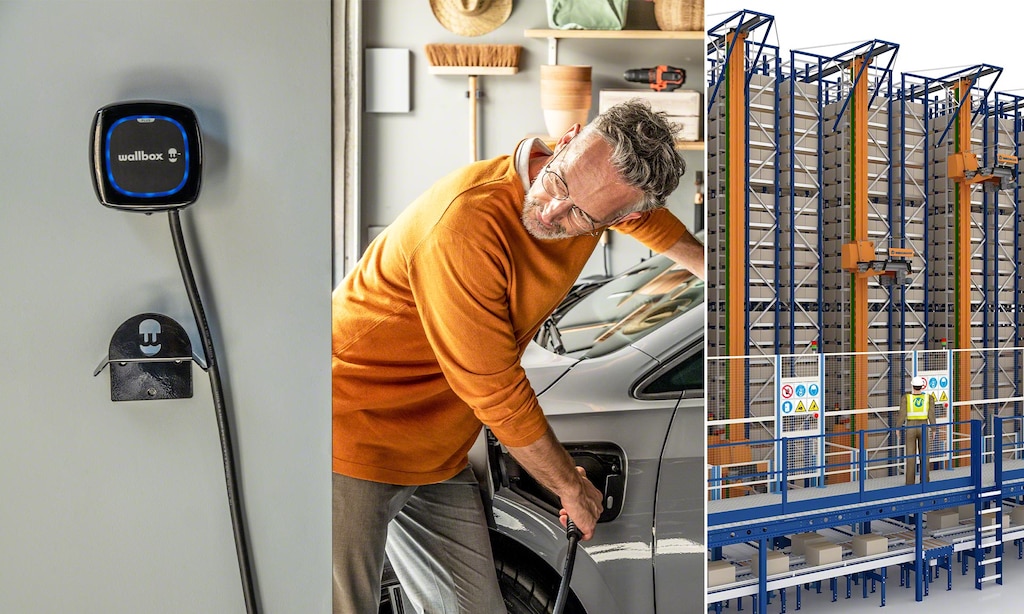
top-left (425, 43), bottom-right (521, 69)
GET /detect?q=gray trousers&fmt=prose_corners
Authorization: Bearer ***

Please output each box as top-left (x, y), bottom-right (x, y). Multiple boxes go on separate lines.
top-left (332, 467), bottom-right (506, 614)
top-left (905, 422), bottom-right (929, 485)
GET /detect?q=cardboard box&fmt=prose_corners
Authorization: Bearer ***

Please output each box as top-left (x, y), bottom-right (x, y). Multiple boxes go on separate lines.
top-left (928, 508), bottom-right (960, 530)
top-left (961, 504), bottom-right (998, 525)
top-left (598, 89), bottom-right (702, 141)
top-left (789, 532), bottom-right (828, 555)
top-left (1012, 505), bottom-right (1024, 526)
top-left (806, 541), bottom-right (842, 566)
top-left (707, 560), bottom-right (736, 587)
top-left (752, 550), bottom-right (790, 576)
top-left (852, 533), bottom-right (888, 557)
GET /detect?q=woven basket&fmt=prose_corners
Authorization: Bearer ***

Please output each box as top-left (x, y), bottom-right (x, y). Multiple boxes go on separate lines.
top-left (654, 0), bottom-right (703, 32)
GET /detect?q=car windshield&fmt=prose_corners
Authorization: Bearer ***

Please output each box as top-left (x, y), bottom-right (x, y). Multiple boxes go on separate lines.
top-left (546, 254), bottom-right (705, 359)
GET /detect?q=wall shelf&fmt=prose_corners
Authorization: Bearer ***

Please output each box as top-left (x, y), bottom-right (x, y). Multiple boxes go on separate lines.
top-left (524, 29), bottom-right (703, 40)
top-left (527, 134), bottom-right (703, 151)
top-left (524, 27), bottom-right (704, 150)
top-left (525, 28), bottom-right (703, 64)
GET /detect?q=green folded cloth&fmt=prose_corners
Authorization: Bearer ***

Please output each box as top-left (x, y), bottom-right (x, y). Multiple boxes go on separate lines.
top-left (546, 0), bottom-right (629, 30)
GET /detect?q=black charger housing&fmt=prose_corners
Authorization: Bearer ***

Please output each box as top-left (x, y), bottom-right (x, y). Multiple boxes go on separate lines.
top-left (90, 101), bottom-right (202, 211)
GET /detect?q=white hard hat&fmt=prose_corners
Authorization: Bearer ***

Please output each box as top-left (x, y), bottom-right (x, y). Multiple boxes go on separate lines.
top-left (912, 376), bottom-right (927, 389)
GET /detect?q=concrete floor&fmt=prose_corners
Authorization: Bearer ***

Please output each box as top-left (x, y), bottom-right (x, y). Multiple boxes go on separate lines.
top-left (733, 548), bottom-right (1024, 613)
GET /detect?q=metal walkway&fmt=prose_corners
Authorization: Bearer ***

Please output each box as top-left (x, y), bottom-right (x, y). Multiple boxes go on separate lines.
top-left (707, 418), bottom-right (1024, 612)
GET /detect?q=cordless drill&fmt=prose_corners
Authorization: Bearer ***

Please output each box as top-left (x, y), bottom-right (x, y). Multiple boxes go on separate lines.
top-left (624, 65), bottom-right (685, 92)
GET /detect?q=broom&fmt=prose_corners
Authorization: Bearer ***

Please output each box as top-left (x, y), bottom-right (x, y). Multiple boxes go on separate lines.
top-left (425, 44), bottom-right (521, 162)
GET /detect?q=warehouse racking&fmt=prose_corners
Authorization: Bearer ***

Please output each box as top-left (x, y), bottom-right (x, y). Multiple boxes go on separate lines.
top-left (705, 8), bottom-right (1024, 612)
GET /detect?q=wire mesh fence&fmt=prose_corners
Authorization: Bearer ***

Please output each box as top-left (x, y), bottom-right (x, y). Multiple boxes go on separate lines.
top-left (707, 347), bottom-right (1024, 498)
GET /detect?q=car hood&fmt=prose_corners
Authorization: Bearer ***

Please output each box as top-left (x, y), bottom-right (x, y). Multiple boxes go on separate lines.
top-left (522, 341), bottom-right (580, 396)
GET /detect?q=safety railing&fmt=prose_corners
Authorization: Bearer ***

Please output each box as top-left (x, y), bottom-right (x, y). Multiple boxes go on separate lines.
top-left (707, 420), bottom-right (985, 526)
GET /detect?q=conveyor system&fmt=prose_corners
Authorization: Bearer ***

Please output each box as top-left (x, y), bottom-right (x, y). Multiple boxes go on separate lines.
top-left (707, 418), bottom-right (1024, 612)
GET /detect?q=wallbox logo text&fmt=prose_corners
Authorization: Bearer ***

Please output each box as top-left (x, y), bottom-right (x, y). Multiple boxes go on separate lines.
top-left (118, 150), bottom-right (165, 162)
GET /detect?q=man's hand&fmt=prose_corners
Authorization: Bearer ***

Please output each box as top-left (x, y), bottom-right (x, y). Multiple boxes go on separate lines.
top-left (558, 466), bottom-right (605, 541)
top-left (506, 427), bottom-right (606, 541)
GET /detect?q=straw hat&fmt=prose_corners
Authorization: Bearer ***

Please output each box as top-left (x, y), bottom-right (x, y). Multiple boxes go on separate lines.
top-left (430, 0), bottom-right (512, 37)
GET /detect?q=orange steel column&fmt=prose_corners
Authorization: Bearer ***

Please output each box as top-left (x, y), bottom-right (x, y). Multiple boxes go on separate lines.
top-left (851, 57), bottom-right (869, 435)
top-left (954, 79), bottom-right (972, 449)
top-left (726, 29), bottom-right (748, 446)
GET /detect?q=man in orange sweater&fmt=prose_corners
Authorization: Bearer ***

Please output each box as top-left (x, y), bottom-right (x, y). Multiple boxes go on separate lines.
top-left (333, 100), bottom-right (704, 613)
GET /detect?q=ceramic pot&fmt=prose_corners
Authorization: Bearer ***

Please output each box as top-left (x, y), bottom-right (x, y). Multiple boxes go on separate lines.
top-left (539, 64), bottom-right (592, 137)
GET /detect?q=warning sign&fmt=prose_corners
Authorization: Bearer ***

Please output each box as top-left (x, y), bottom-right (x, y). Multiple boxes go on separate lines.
top-left (796, 401), bottom-right (807, 413)
top-left (809, 400), bottom-right (819, 413)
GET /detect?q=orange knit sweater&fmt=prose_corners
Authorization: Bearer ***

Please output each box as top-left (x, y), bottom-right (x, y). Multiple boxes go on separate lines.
top-left (332, 146), bottom-right (686, 485)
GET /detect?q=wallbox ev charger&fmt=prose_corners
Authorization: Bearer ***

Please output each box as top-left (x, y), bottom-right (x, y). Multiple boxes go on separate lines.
top-left (90, 101), bottom-right (202, 211)
top-left (90, 101), bottom-right (259, 613)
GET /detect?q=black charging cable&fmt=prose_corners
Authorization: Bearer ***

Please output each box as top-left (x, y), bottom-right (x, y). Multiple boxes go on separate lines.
top-left (169, 210), bottom-right (260, 614)
top-left (553, 517), bottom-right (582, 614)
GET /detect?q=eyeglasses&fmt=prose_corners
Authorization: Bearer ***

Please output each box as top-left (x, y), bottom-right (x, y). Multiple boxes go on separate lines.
top-left (539, 145), bottom-right (626, 236)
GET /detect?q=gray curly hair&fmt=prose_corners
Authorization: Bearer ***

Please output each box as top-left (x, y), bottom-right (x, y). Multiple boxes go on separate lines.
top-left (583, 99), bottom-right (685, 213)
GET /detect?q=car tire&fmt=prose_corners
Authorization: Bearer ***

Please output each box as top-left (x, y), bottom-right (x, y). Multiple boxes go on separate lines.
top-left (379, 555), bottom-right (578, 614)
top-left (496, 553), bottom-right (580, 614)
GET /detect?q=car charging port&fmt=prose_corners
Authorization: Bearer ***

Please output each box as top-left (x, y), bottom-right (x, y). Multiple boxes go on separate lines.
top-left (501, 442), bottom-right (626, 523)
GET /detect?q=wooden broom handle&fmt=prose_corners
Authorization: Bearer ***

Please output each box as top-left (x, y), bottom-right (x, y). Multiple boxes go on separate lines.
top-left (468, 75), bottom-right (478, 162)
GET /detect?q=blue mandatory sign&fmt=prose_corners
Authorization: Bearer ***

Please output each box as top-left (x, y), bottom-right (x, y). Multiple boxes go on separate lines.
top-left (929, 377), bottom-right (938, 389)
top-left (808, 383), bottom-right (819, 397)
top-left (782, 400), bottom-right (794, 414)
top-left (795, 384), bottom-right (807, 397)
top-left (939, 376), bottom-right (948, 388)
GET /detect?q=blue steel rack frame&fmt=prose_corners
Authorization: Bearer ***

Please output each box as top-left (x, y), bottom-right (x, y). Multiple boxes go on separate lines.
top-left (708, 418), bottom-right (1024, 612)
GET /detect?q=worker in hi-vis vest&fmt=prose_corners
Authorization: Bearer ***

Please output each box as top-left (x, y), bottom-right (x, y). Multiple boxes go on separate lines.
top-left (896, 375), bottom-right (936, 484)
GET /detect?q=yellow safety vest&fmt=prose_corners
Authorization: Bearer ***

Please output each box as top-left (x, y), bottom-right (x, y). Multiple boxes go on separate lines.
top-left (907, 393), bottom-right (928, 420)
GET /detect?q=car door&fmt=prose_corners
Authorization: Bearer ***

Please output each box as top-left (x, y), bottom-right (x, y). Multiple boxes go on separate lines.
top-left (645, 342), bottom-right (706, 611)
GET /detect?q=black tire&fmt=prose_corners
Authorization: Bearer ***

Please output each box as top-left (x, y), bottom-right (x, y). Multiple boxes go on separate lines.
top-left (378, 555), bottom-right (581, 614)
top-left (495, 554), bottom-right (555, 614)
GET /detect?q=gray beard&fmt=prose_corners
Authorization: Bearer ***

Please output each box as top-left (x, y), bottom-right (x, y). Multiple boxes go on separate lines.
top-left (521, 195), bottom-right (574, 240)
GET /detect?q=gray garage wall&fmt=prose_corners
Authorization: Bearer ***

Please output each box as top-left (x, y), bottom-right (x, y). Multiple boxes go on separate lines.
top-left (0, 1), bottom-right (331, 612)
top-left (360, 0), bottom-right (705, 279)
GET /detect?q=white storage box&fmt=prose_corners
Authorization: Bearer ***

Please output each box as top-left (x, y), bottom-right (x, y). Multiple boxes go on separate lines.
top-left (598, 89), bottom-right (701, 141)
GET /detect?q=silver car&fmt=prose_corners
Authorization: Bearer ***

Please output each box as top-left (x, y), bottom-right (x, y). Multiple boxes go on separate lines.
top-left (380, 253), bottom-right (705, 614)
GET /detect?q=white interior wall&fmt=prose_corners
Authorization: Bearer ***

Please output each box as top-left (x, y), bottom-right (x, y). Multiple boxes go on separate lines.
top-left (358, 0), bottom-right (705, 280)
top-left (0, 1), bottom-right (332, 612)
